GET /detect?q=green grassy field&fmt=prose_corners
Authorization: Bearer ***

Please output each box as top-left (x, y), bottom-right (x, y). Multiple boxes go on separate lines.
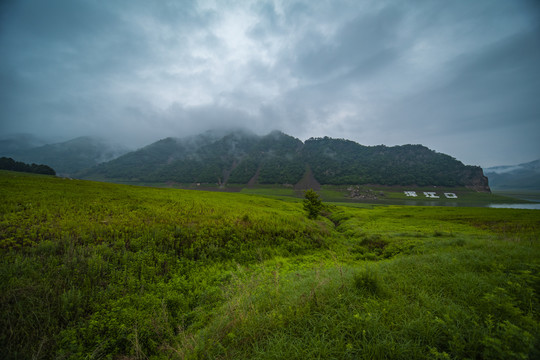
top-left (239, 184), bottom-right (528, 207)
top-left (83, 179), bottom-right (529, 207)
top-left (1, 170), bottom-right (539, 359)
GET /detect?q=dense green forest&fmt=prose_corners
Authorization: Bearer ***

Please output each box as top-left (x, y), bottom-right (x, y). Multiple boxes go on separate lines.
top-left (0, 157), bottom-right (55, 175)
top-left (302, 137), bottom-right (484, 187)
top-left (1, 170), bottom-right (538, 359)
top-left (79, 131), bottom-right (489, 190)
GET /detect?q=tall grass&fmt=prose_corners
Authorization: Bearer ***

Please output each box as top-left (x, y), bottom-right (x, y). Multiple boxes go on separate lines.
top-left (0, 170), bottom-right (539, 359)
top-left (182, 237), bottom-right (539, 359)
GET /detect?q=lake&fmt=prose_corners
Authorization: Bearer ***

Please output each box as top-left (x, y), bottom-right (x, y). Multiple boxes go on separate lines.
top-left (488, 203), bottom-right (540, 210)
top-left (399, 200), bottom-right (540, 209)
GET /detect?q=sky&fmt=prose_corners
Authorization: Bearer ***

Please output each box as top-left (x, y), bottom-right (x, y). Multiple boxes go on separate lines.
top-left (1, 0), bottom-right (539, 168)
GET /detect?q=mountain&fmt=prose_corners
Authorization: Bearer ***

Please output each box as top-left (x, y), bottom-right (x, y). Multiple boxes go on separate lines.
top-left (79, 130), bottom-right (304, 185)
top-left (0, 133), bottom-right (49, 154)
top-left (303, 138), bottom-right (489, 190)
top-left (484, 159), bottom-right (540, 190)
top-left (80, 130), bottom-right (490, 191)
top-left (1, 136), bottom-right (131, 176)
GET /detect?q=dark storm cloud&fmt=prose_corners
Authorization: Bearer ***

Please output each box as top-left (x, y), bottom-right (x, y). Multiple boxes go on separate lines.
top-left (376, 24), bottom-right (540, 163)
top-left (1, 0), bottom-right (539, 166)
top-left (289, 6), bottom-right (404, 81)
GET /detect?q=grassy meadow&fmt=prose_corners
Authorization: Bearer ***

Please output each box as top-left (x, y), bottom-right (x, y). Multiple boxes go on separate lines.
top-left (117, 181), bottom-right (527, 207)
top-left (1, 170), bottom-right (539, 359)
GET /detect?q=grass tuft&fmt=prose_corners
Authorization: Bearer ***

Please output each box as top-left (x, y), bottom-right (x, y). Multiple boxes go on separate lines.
top-left (353, 268), bottom-right (382, 296)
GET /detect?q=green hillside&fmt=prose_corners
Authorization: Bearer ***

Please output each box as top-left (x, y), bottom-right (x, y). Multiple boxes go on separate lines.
top-left (303, 138), bottom-right (486, 188)
top-left (1, 171), bottom-right (539, 359)
top-left (80, 130), bottom-right (490, 191)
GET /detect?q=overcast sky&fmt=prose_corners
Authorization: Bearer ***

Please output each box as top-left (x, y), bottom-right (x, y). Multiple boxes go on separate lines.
top-left (1, 0), bottom-right (539, 167)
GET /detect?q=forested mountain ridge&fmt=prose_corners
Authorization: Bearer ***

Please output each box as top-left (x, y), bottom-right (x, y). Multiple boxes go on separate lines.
top-left (303, 138), bottom-right (488, 189)
top-left (79, 130), bottom-right (490, 191)
top-left (79, 130), bottom-right (304, 185)
top-left (0, 136), bottom-right (130, 176)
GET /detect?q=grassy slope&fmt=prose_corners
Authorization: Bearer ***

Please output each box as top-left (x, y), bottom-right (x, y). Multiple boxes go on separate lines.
top-left (0, 170), bottom-right (539, 359)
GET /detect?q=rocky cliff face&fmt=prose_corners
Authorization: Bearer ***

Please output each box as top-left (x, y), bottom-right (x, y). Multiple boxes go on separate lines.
top-left (462, 166), bottom-right (491, 193)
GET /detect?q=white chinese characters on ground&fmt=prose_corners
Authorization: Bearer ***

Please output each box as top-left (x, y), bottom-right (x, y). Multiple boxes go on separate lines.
top-left (405, 191), bottom-right (458, 199)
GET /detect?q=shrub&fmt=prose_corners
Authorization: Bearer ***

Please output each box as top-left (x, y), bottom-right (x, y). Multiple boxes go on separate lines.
top-left (303, 189), bottom-right (323, 219)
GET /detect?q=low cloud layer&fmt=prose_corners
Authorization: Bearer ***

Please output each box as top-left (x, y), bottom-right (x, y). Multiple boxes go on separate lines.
top-left (1, 0), bottom-right (539, 167)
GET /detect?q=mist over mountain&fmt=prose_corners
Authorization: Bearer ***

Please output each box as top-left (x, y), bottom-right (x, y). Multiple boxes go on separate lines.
top-left (80, 130), bottom-right (490, 191)
top-left (0, 136), bottom-right (131, 176)
top-left (0, 134), bottom-right (49, 154)
top-left (484, 159), bottom-right (540, 190)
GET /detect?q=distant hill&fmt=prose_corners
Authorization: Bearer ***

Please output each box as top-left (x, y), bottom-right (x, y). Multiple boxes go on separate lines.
top-left (484, 159), bottom-right (540, 190)
top-left (80, 130), bottom-right (490, 191)
top-left (0, 133), bottom-right (48, 154)
top-left (1, 136), bottom-right (131, 176)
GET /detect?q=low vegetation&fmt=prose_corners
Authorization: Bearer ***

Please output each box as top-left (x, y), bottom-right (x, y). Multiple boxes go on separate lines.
top-left (1, 170), bottom-right (539, 359)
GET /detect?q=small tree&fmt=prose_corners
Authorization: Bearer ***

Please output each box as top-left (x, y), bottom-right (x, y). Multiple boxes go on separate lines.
top-left (303, 189), bottom-right (322, 219)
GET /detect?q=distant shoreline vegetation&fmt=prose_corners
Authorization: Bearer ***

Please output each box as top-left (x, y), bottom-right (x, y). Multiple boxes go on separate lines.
top-left (0, 157), bottom-right (55, 176)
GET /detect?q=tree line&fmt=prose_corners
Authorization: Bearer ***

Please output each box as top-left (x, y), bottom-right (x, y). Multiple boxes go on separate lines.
top-left (0, 157), bottom-right (56, 176)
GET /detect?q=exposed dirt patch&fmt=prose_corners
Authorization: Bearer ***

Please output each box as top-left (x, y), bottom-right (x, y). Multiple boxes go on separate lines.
top-left (294, 166), bottom-right (321, 190)
top-left (347, 186), bottom-right (385, 200)
top-left (247, 165), bottom-right (261, 188)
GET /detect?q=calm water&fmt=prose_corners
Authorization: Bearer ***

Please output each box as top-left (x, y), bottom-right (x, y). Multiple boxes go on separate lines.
top-left (400, 200), bottom-right (540, 209)
top-left (488, 203), bottom-right (540, 210)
